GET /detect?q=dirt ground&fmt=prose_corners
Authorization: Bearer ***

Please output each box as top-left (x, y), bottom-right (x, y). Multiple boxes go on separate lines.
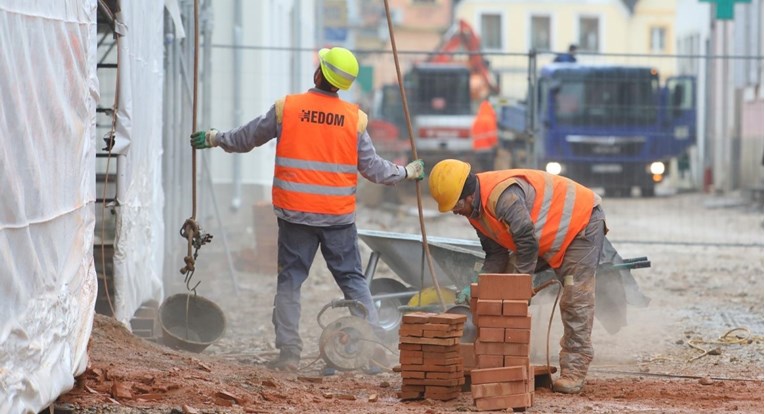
top-left (56, 190), bottom-right (764, 413)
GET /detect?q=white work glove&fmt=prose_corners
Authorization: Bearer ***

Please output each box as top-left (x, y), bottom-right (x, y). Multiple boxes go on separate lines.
top-left (190, 129), bottom-right (219, 149)
top-left (405, 159), bottom-right (425, 181)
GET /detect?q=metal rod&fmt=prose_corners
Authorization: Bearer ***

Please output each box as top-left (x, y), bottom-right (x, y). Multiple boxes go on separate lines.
top-left (382, 0), bottom-right (446, 312)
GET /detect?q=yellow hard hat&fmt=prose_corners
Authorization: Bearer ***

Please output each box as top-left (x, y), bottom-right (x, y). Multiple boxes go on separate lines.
top-left (429, 159), bottom-right (471, 212)
top-left (318, 47), bottom-right (359, 90)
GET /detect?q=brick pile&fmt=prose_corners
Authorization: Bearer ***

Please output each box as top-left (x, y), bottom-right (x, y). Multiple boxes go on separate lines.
top-left (397, 312), bottom-right (467, 401)
top-left (469, 273), bottom-right (534, 411)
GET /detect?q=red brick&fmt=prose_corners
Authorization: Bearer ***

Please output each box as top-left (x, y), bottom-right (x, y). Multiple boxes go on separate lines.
top-left (399, 326), bottom-right (424, 337)
top-left (398, 343), bottom-right (422, 351)
top-left (477, 274), bottom-right (533, 300)
top-left (501, 300), bottom-right (529, 316)
top-left (475, 354), bottom-right (503, 369)
top-left (425, 371), bottom-right (465, 380)
top-left (397, 391), bottom-right (423, 400)
top-left (470, 381), bottom-right (528, 398)
top-left (421, 344), bottom-right (461, 353)
top-left (402, 312), bottom-right (437, 324)
top-left (475, 340), bottom-right (530, 356)
top-left (422, 356), bottom-right (462, 366)
top-left (423, 329), bottom-right (463, 339)
top-left (502, 356), bottom-right (530, 368)
top-left (401, 370), bottom-right (425, 379)
top-left (400, 384), bottom-right (425, 392)
top-left (428, 313), bottom-right (467, 325)
top-left (460, 343), bottom-right (475, 369)
top-left (421, 350), bottom-right (459, 360)
top-left (404, 377), bottom-right (465, 387)
top-left (399, 336), bottom-right (459, 346)
top-left (470, 366), bottom-right (527, 385)
top-left (399, 350), bottom-right (424, 358)
top-left (476, 315), bottom-right (531, 329)
top-left (476, 299), bottom-right (503, 316)
top-left (478, 327), bottom-right (505, 343)
top-left (424, 387), bottom-right (461, 401)
top-left (474, 393), bottom-right (531, 410)
top-left (504, 328), bottom-right (531, 344)
top-left (400, 363), bottom-right (461, 373)
top-left (400, 355), bottom-right (423, 365)
top-left (470, 283), bottom-right (479, 298)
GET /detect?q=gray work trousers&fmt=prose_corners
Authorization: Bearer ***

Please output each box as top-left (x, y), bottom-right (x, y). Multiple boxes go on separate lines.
top-left (273, 219), bottom-right (379, 355)
top-left (553, 205), bottom-right (606, 380)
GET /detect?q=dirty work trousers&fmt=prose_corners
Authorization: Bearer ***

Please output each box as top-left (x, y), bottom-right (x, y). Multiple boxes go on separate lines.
top-left (554, 205), bottom-right (606, 380)
top-left (273, 219), bottom-right (379, 355)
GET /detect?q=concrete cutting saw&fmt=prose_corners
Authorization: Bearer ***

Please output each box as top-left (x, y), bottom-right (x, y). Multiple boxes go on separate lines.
top-left (317, 299), bottom-right (376, 371)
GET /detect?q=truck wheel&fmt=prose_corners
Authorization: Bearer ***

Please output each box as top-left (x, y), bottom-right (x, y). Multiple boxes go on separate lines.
top-left (640, 186), bottom-right (656, 198)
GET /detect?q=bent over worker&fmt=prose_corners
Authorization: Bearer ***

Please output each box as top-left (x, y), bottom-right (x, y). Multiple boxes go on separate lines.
top-left (428, 159), bottom-right (606, 394)
top-left (191, 47), bottom-right (425, 372)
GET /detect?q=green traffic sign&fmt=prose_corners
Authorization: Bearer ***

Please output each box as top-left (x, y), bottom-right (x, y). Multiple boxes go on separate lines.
top-left (700, 0), bottom-right (752, 20)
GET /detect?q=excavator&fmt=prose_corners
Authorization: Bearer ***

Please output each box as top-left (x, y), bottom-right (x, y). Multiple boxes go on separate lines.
top-left (367, 19), bottom-right (500, 174)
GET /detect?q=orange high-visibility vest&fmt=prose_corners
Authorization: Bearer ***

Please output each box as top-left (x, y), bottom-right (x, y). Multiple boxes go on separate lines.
top-left (273, 92), bottom-right (359, 216)
top-left (468, 170), bottom-right (595, 268)
top-left (472, 100), bottom-right (498, 151)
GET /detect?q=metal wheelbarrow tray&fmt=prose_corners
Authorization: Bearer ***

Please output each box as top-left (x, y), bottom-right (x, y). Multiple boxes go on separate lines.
top-left (356, 229), bottom-right (651, 337)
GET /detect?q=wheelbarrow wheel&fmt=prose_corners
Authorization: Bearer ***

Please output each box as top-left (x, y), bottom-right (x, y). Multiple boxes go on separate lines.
top-left (370, 278), bottom-right (411, 344)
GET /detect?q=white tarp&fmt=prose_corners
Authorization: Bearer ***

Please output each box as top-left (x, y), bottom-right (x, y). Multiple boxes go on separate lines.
top-left (0, 1), bottom-right (99, 412)
top-left (110, 0), bottom-right (165, 327)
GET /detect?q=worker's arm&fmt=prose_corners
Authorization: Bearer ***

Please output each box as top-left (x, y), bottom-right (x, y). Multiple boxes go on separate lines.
top-left (494, 184), bottom-right (538, 274)
top-left (356, 110), bottom-right (408, 184)
top-left (214, 105), bottom-right (279, 153)
top-left (477, 228), bottom-right (510, 273)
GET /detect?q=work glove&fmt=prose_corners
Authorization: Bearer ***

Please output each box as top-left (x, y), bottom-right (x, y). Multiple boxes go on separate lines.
top-left (404, 159), bottom-right (425, 181)
top-left (190, 129), bottom-right (219, 149)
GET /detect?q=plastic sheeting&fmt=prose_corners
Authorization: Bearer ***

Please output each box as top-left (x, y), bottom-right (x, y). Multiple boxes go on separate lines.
top-left (0, 1), bottom-right (99, 412)
top-left (110, 0), bottom-right (166, 328)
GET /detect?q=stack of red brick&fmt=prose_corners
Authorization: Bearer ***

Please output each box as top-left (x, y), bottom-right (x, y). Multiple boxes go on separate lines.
top-left (397, 312), bottom-right (467, 401)
top-left (468, 273), bottom-right (534, 411)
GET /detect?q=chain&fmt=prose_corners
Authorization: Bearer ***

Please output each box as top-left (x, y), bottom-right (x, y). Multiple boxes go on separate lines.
top-left (179, 218), bottom-right (213, 295)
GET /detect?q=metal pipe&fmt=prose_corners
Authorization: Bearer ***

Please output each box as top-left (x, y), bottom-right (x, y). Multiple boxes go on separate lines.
top-left (363, 251), bottom-right (380, 283)
top-left (230, 0), bottom-right (243, 211)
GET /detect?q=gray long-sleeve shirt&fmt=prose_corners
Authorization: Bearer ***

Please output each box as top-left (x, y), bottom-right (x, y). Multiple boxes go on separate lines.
top-left (471, 177), bottom-right (602, 274)
top-left (215, 88), bottom-right (407, 227)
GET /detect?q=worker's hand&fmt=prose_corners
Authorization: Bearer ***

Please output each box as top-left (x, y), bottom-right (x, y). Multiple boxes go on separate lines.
top-left (404, 159), bottom-right (425, 181)
top-left (190, 129), bottom-right (219, 149)
top-left (455, 284), bottom-right (471, 305)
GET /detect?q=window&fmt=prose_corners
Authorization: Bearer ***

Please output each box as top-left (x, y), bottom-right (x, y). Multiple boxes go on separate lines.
top-left (578, 16), bottom-right (600, 52)
top-left (480, 13), bottom-right (502, 50)
top-left (650, 27), bottom-right (666, 53)
top-left (530, 15), bottom-right (551, 51)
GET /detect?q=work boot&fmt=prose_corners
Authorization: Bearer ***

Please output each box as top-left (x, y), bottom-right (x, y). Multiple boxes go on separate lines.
top-left (552, 375), bottom-right (585, 394)
top-left (267, 349), bottom-right (300, 372)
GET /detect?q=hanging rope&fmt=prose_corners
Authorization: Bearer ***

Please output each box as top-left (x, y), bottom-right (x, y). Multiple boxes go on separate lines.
top-left (382, 0), bottom-right (446, 312)
top-left (179, 0), bottom-right (212, 296)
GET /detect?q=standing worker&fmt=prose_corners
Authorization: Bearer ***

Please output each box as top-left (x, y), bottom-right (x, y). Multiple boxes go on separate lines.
top-left (190, 47), bottom-right (425, 372)
top-left (471, 100), bottom-right (499, 173)
top-left (428, 159), bottom-right (606, 394)
top-left (553, 44), bottom-right (578, 63)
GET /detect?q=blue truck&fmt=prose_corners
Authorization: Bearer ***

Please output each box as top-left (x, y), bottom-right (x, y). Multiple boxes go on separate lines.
top-left (500, 63), bottom-right (696, 196)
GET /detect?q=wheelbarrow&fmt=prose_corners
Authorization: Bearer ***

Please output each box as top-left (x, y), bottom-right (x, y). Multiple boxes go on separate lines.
top-left (356, 229), bottom-right (651, 341)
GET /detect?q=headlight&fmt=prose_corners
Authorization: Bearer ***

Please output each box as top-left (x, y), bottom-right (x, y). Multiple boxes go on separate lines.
top-left (649, 161), bottom-right (665, 175)
top-left (545, 162), bottom-right (562, 175)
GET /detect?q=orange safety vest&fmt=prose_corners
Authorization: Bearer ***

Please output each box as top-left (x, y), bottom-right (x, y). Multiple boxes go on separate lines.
top-left (273, 92), bottom-right (359, 216)
top-left (467, 170), bottom-right (595, 269)
top-left (472, 100), bottom-right (498, 151)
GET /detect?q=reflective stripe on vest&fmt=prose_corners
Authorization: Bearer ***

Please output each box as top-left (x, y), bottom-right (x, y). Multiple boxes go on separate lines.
top-left (468, 170), bottom-right (595, 268)
top-left (273, 92), bottom-right (359, 216)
